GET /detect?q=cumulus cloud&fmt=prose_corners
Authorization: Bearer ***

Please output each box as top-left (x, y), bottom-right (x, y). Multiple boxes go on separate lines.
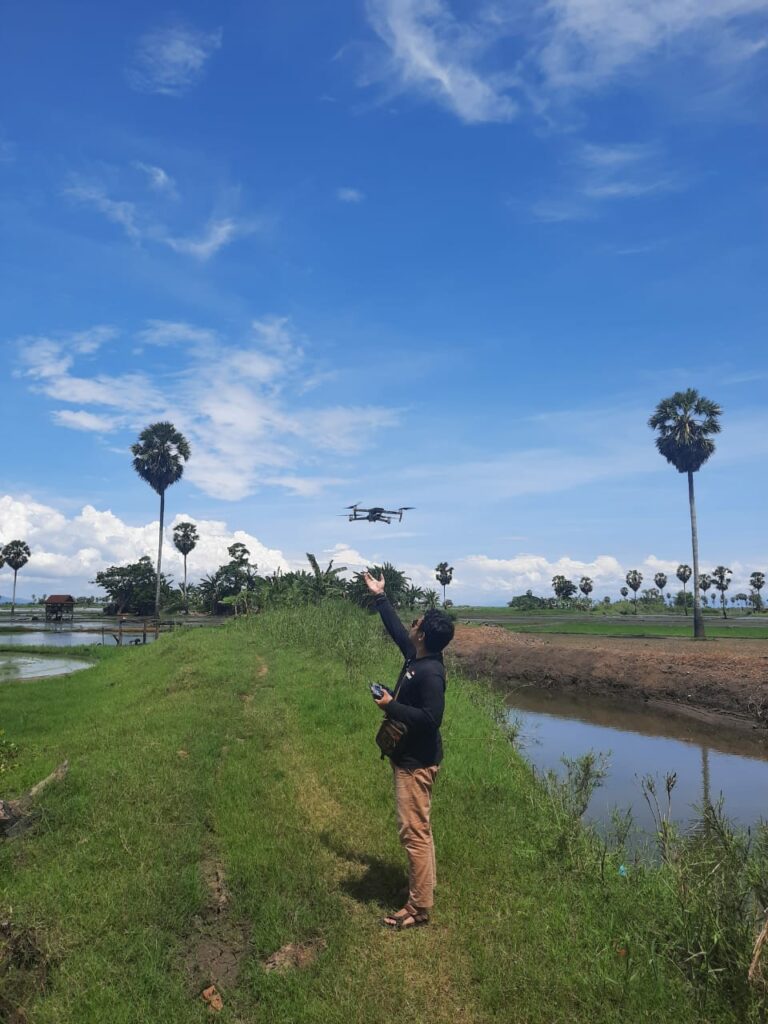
top-left (127, 24), bottom-right (223, 96)
top-left (0, 494), bottom-right (288, 596)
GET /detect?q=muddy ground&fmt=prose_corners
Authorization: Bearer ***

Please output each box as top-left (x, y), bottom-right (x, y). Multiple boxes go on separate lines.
top-left (449, 626), bottom-right (768, 730)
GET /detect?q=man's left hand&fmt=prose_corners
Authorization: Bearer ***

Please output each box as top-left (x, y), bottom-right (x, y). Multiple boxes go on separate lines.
top-left (374, 690), bottom-right (393, 707)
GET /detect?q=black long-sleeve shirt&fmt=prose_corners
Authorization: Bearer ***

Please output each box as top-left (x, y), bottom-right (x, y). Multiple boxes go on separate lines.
top-left (374, 594), bottom-right (445, 768)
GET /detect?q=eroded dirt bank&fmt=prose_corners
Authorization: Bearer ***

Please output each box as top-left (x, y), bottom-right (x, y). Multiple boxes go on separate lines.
top-left (449, 626), bottom-right (768, 730)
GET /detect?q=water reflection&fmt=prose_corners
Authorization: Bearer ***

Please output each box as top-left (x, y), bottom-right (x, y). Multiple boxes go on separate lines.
top-left (0, 630), bottom-right (157, 647)
top-left (0, 654), bottom-right (93, 681)
top-left (505, 685), bottom-right (768, 832)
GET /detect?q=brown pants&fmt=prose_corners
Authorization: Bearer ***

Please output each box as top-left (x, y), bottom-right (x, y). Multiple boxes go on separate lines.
top-left (393, 764), bottom-right (439, 909)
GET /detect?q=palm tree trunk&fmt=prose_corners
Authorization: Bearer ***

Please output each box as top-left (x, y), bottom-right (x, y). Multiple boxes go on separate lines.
top-left (688, 471), bottom-right (705, 640)
top-left (11, 570), bottom-right (18, 615)
top-left (183, 553), bottom-right (188, 614)
top-left (683, 581), bottom-right (688, 616)
top-left (155, 490), bottom-right (165, 620)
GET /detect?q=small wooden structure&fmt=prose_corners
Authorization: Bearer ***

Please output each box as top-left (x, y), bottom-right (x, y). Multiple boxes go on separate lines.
top-left (45, 594), bottom-right (75, 623)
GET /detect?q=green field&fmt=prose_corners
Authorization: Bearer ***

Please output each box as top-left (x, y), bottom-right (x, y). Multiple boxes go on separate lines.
top-left (1, 605), bottom-right (766, 1022)
top-left (502, 621), bottom-right (768, 639)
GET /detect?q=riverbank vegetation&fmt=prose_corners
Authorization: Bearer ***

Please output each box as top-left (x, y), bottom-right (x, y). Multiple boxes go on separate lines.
top-left (2, 603), bottom-right (768, 1022)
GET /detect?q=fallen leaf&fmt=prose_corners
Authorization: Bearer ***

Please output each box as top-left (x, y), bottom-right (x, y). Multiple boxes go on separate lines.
top-left (201, 984), bottom-right (223, 1011)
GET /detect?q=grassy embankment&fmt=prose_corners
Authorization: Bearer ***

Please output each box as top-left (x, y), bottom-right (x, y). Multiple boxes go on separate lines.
top-left (1, 604), bottom-right (767, 1023)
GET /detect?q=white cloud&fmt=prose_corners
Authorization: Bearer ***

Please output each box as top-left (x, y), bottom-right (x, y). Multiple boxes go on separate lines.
top-left (134, 161), bottom-right (178, 197)
top-left (532, 141), bottom-right (680, 222)
top-left (0, 495), bottom-right (288, 596)
top-left (51, 410), bottom-right (118, 432)
top-left (337, 187), bottom-right (365, 203)
top-left (364, 0), bottom-right (518, 122)
top-left (64, 182), bottom-right (141, 239)
top-left (16, 320), bottom-right (398, 502)
top-left (164, 218), bottom-right (243, 260)
top-left (127, 24), bottom-right (223, 96)
top-left (364, 0), bottom-right (768, 119)
top-left (64, 178), bottom-right (252, 260)
top-left (136, 320), bottom-right (218, 348)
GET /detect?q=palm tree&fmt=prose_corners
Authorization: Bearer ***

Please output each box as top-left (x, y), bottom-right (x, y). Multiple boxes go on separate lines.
top-left (676, 564), bottom-right (692, 616)
top-left (435, 562), bottom-right (454, 606)
top-left (625, 570), bottom-right (643, 613)
top-left (2, 540), bottom-right (31, 615)
top-left (131, 422), bottom-right (191, 619)
top-left (711, 565), bottom-right (732, 619)
top-left (579, 576), bottom-right (593, 607)
top-left (649, 390), bottom-right (722, 639)
top-left (173, 522), bottom-right (199, 614)
top-left (654, 572), bottom-right (667, 606)
top-left (620, 586), bottom-right (629, 600)
top-left (699, 573), bottom-right (712, 609)
top-left (750, 571), bottom-right (765, 612)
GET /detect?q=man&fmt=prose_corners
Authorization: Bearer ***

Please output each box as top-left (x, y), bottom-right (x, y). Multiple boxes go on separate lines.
top-left (363, 570), bottom-right (455, 930)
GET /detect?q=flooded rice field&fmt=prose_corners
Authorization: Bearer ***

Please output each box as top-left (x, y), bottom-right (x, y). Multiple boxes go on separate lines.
top-left (0, 629), bottom-right (158, 647)
top-left (505, 684), bottom-right (768, 833)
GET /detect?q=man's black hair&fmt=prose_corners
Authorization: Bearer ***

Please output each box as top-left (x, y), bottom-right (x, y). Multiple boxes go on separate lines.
top-left (421, 609), bottom-right (455, 654)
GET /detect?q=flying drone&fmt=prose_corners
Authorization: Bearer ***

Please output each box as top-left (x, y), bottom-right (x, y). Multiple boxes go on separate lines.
top-left (343, 504), bottom-right (414, 524)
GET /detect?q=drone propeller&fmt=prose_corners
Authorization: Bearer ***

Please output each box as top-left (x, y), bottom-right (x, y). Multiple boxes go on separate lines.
top-left (398, 506), bottom-right (415, 511)
top-left (345, 503), bottom-right (361, 509)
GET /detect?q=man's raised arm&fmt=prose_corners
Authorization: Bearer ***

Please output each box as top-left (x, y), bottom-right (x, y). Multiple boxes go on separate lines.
top-left (362, 571), bottom-right (415, 660)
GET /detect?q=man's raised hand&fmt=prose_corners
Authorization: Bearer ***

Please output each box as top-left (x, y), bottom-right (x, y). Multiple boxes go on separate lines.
top-left (362, 570), bottom-right (385, 596)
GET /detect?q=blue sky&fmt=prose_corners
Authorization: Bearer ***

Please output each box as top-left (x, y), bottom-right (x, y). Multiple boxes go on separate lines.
top-left (1, 0), bottom-right (767, 603)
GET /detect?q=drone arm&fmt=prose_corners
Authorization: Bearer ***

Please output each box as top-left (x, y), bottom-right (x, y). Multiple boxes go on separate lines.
top-left (373, 594), bottom-right (415, 659)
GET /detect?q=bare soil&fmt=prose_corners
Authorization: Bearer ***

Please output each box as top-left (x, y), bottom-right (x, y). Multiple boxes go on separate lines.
top-left (449, 626), bottom-right (768, 730)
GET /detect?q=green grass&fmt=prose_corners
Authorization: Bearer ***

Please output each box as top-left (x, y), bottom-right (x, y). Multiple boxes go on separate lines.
top-left (1, 604), bottom-right (765, 1022)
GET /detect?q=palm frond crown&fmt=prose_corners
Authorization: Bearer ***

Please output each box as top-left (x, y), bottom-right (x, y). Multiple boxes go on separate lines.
top-left (648, 389), bottom-right (722, 473)
top-left (131, 421), bottom-right (191, 495)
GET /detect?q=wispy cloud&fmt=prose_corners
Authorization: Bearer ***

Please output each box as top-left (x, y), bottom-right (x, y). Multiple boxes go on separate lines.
top-left (133, 161), bottom-right (178, 197)
top-left (164, 218), bottom-right (243, 261)
top-left (127, 24), bottom-right (222, 96)
top-left (364, 0), bottom-right (518, 123)
top-left (63, 177), bottom-right (253, 260)
top-left (337, 186), bottom-right (365, 203)
top-left (363, 0), bottom-right (768, 120)
top-left (531, 141), bottom-right (680, 222)
top-left (17, 320), bottom-right (398, 501)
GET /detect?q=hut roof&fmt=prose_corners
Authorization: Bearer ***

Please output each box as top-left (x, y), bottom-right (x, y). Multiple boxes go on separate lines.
top-left (45, 595), bottom-right (75, 604)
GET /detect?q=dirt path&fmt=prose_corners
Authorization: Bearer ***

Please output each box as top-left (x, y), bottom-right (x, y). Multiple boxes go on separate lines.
top-left (449, 626), bottom-right (768, 729)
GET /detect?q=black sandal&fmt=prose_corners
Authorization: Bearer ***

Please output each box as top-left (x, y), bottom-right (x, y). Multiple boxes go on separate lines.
top-left (382, 904), bottom-right (430, 929)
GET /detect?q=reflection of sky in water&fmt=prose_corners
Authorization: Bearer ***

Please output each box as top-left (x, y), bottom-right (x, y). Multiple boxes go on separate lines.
top-left (0, 655), bottom-right (92, 681)
top-left (507, 695), bottom-right (768, 834)
top-left (0, 631), bottom-right (156, 647)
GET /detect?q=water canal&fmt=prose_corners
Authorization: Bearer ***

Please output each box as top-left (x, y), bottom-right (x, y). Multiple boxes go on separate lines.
top-left (505, 685), bottom-right (768, 834)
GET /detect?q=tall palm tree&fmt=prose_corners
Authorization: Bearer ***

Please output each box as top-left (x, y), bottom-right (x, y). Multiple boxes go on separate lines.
top-left (676, 564), bottom-right (692, 616)
top-left (131, 422), bottom-right (191, 619)
top-left (625, 569), bottom-right (643, 613)
top-left (699, 572), bottom-right (713, 609)
top-left (579, 576), bottom-right (593, 606)
top-left (711, 566), bottom-right (731, 619)
top-left (2, 540), bottom-right (31, 615)
top-left (435, 561), bottom-right (454, 606)
top-left (649, 390), bottom-right (722, 639)
top-left (620, 586), bottom-right (629, 600)
top-left (654, 572), bottom-right (668, 607)
top-left (173, 522), bottom-right (199, 614)
top-left (750, 571), bottom-right (765, 612)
